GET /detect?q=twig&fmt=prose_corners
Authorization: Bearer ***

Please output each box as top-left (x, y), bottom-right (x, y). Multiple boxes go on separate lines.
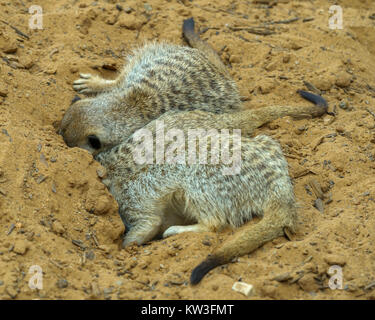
top-left (199, 27), bottom-right (220, 35)
top-left (72, 239), bottom-right (86, 250)
top-left (91, 232), bottom-right (100, 247)
top-left (193, 4), bottom-right (238, 16)
top-left (303, 17), bottom-right (315, 23)
top-left (366, 107), bottom-right (375, 119)
top-left (235, 34), bottom-right (261, 43)
top-left (228, 26), bottom-right (275, 36)
top-left (7, 224), bottom-right (15, 236)
top-left (266, 17), bottom-right (299, 25)
top-left (49, 258), bottom-right (64, 269)
top-left (0, 20), bottom-right (29, 40)
top-left (304, 81), bottom-right (321, 95)
top-left (2, 59), bottom-right (18, 69)
top-left (81, 253), bottom-right (86, 266)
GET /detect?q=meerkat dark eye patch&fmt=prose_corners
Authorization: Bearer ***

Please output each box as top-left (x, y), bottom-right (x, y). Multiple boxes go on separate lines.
top-left (71, 95), bottom-right (81, 104)
top-left (88, 135), bottom-right (101, 150)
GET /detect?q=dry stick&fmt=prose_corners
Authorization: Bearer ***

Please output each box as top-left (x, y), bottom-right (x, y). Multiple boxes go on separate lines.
top-left (91, 232), bottom-right (100, 247)
top-left (303, 17), bottom-right (315, 22)
top-left (0, 20), bottom-right (29, 40)
top-left (199, 27), bottom-right (220, 35)
top-left (303, 81), bottom-right (321, 95)
top-left (228, 26), bottom-right (275, 35)
top-left (228, 16), bottom-right (301, 36)
top-left (366, 107), bottom-right (375, 119)
top-left (6, 224), bottom-right (15, 236)
top-left (266, 17), bottom-right (299, 25)
top-left (49, 259), bottom-right (64, 269)
top-left (234, 34), bottom-right (262, 44)
top-left (193, 4), bottom-right (239, 16)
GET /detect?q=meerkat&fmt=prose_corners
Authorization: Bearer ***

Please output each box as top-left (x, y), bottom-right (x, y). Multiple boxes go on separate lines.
top-left (59, 18), bottom-right (328, 284)
top-left (93, 108), bottom-right (297, 285)
top-left (59, 18), bottom-right (327, 155)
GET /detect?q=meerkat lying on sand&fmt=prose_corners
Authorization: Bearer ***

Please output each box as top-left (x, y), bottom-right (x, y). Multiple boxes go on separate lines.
top-left (60, 18), bottom-right (327, 284)
top-left (60, 18), bottom-right (326, 154)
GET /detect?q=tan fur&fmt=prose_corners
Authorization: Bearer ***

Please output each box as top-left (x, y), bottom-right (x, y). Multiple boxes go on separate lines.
top-left (60, 18), bottom-right (327, 284)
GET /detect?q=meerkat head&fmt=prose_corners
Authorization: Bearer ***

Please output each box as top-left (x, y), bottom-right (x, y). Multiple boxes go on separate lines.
top-left (59, 96), bottom-right (116, 155)
top-left (59, 93), bottom-right (148, 156)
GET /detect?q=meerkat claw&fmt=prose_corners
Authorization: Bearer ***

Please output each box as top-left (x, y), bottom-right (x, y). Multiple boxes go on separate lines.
top-left (79, 73), bottom-right (92, 79)
top-left (72, 73), bottom-right (117, 94)
top-left (72, 84), bottom-right (90, 93)
top-left (73, 79), bottom-right (90, 85)
top-left (73, 74), bottom-right (97, 93)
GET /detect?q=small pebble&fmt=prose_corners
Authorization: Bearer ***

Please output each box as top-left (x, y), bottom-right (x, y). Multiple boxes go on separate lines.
top-left (56, 279), bottom-right (68, 289)
top-left (335, 72), bottom-right (352, 88)
top-left (323, 115), bottom-right (335, 125)
top-left (324, 254), bottom-right (346, 266)
top-left (314, 198), bottom-right (324, 213)
top-left (144, 3), bottom-right (152, 11)
top-left (13, 240), bottom-right (28, 255)
top-left (272, 272), bottom-right (292, 282)
top-left (339, 101), bottom-right (348, 110)
top-left (52, 220), bottom-right (65, 234)
top-left (85, 250), bottom-right (95, 260)
top-left (232, 281), bottom-right (254, 297)
top-left (5, 286), bottom-right (18, 299)
top-left (0, 86), bottom-right (8, 97)
top-left (202, 240), bottom-right (211, 246)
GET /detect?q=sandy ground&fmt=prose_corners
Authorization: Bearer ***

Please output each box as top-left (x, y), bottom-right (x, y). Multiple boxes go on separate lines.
top-left (0, 0), bottom-right (375, 300)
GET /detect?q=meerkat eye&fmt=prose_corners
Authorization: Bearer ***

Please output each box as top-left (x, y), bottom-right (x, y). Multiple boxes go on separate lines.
top-left (87, 135), bottom-right (101, 150)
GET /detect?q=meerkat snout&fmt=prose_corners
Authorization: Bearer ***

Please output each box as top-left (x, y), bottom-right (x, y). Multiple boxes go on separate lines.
top-left (59, 98), bottom-right (111, 155)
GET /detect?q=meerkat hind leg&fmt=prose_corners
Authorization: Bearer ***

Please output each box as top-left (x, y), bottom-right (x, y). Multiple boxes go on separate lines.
top-left (163, 224), bottom-right (211, 239)
top-left (73, 73), bottom-right (117, 94)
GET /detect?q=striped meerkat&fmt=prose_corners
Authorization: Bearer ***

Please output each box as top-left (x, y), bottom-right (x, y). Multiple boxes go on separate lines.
top-left (60, 18), bottom-right (326, 155)
top-left (59, 18), bottom-right (327, 284)
top-left (91, 108), bottom-right (296, 284)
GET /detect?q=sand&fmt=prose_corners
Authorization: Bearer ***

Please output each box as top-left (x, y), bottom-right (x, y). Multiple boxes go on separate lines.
top-left (0, 0), bottom-right (375, 299)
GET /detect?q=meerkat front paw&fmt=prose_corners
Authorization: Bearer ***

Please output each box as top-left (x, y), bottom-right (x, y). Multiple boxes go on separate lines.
top-left (73, 73), bottom-right (116, 94)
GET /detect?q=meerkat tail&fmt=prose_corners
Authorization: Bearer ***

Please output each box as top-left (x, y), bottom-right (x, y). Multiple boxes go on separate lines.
top-left (297, 90), bottom-right (327, 108)
top-left (182, 17), bottom-right (227, 74)
top-left (190, 204), bottom-right (295, 285)
top-left (263, 90), bottom-right (328, 120)
top-left (224, 90), bottom-right (328, 136)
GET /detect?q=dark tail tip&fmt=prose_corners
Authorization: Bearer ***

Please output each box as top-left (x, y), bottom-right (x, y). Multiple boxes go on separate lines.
top-left (183, 17), bottom-right (196, 41)
top-left (297, 90), bottom-right (328, 108)
top-left (190, 256), bottom-right (222, 285)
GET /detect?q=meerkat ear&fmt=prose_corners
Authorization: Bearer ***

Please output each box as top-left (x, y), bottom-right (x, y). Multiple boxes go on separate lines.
top-left (71, 95), bottom-right (81, 104)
